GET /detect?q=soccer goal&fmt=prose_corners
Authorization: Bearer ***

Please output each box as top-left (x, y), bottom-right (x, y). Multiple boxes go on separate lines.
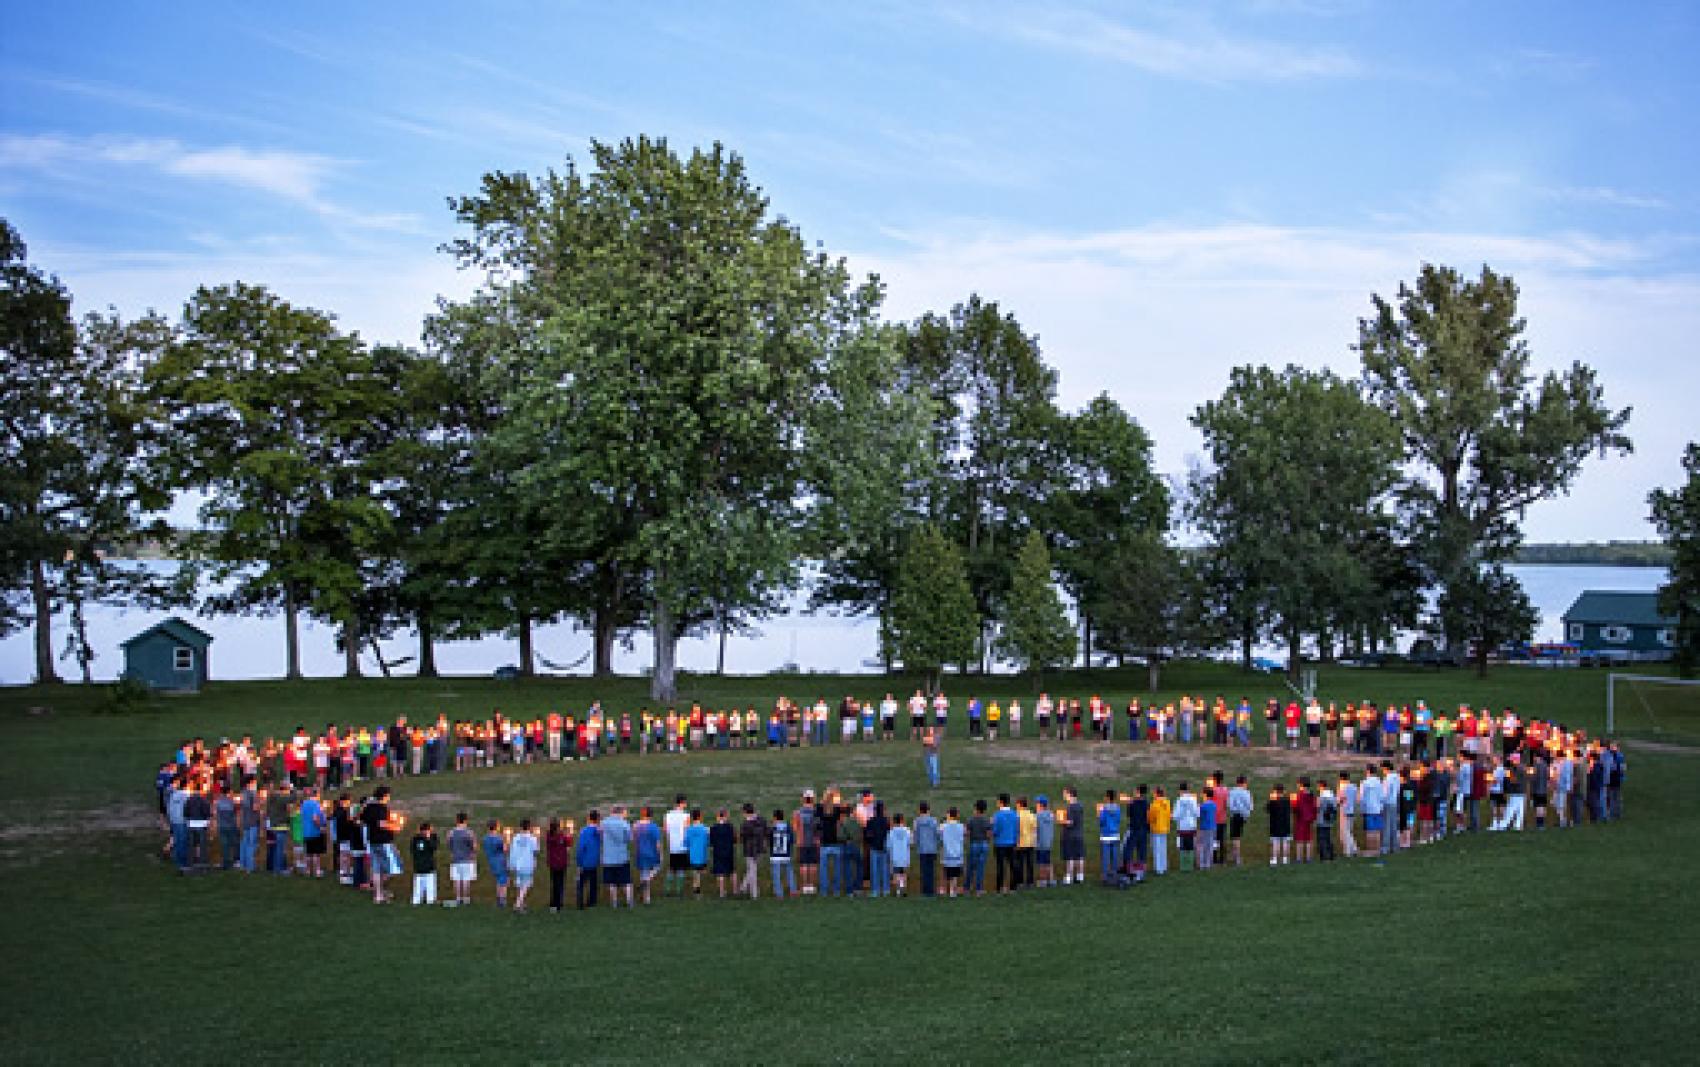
top-left (1606, 673), bottom-right (1700, 738)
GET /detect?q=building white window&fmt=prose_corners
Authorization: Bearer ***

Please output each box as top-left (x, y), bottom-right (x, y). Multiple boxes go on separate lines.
top-left (1659, 628), bottom-right (1676, 647)
top-left (1600, 625), bottom-right (1632, 645)
top-left (173, 647), bottom-right (194, 671)
top-left (1567, 622), bottom-right (1584, 642)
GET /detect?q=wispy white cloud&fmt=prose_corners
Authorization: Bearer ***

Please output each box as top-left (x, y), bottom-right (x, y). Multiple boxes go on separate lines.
top-left (1542, 184), bottom-right (1670, 211)
top-left (0, 133), bottom-right (419, 232)
top-left (950, 3), bottom-right (1362, 82)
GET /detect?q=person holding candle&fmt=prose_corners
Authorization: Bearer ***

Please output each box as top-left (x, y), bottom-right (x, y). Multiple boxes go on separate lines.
top-left (1194, 786), bottom-right (1215, 872)
top-left (738, 802), bottom-right (769, 900)
top-left (939, 807), bottom-right (966, 897)
top-left (507, 818), bottom-right (540, 912)
top-left (546, 818), bottom-right (573, 912)
top-left (634, 806), bottom-right (663, 905)
top-left (447, 812), bottom-right (476, 907)
top-left (664, 794), bottom-right (691, 898)
top-left (768, 808), bottom-right (796, 899)
top-left (1266, 783), bottom-right (1293, 865)
top-left (362, 786), bottom-right (401, 904)
top-left (992, 794), bottom-right (1019, 894)
top-left (575, 811), bottom-right (602, 908)
top-left (1172, 783), bottom-right (1200, 873)
top-left (1227, 776), bottom-right (1252, 867)
top-left (913, 801), bottom-right (940, 897)
top-left (685, 809), bottom-right (709, 895)
top-left (1148, 787), bottom-right (1171, 875)
top-left (1016, 796), bottom-right (1037, 888)
top-left (1357, 766), bottom-right (1384, 855)
top-left (601, 804), bottom-right (635, 908)
top-left (709, 809), bottom-right (736, 899)
top-left (1292, 778), bottom-right (1317, 863)
top-left (1316, 784), bottom-right (1337, 861)
top-left (409, 820), bottom-right (439, 906)
top-left (888, 812), bottom-right (912, 895)
top-left (482, 820), bottom-right (510, 909)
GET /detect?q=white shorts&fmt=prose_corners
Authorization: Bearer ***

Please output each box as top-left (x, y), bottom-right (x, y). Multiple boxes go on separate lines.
top-left (450, 861), bottom-right (477, 883)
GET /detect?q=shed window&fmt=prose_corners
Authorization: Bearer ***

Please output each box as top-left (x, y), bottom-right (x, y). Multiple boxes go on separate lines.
top-left (1659, 628), bottom-right (1675, 647)
top-left (1600, 625), bottom-right (1632, 645)
top-left (1566, 622), bottom-right (1583, 642)
top-left (173, 647), bottom-right (195, 671)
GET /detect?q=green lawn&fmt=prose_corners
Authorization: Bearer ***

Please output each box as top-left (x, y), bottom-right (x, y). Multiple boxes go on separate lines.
top-left (1, 662), bottom-right (1695, 1064)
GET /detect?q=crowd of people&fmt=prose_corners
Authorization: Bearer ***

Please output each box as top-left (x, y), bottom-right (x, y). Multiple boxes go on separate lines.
top-left (155, 693), bottom-right (1628, 910)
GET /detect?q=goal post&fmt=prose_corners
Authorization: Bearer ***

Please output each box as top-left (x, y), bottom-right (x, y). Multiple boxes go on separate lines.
top-left (1607, 673), bottom-right (1700, 737)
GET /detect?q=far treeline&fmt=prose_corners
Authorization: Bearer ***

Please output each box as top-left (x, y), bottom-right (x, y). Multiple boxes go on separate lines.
top-left (1512, 542), bottom-right (1673, 567)
top-left (5, 136), bottom-right (1698, 693)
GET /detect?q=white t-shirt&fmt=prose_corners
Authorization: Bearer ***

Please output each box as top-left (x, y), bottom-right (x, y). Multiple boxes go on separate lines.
top-left (664, 809), bottom-right (690, 853)
top-left (507, 832), bottom-right (539, 872)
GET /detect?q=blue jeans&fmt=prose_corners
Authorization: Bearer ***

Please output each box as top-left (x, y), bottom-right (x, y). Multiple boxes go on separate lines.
top-left (918, 853), bottom-right (937, 896)
top-left (219, 827), bottom-right (238, 869)
top-left (869, 850), bottom-right (890, 896)
top-left (967, 842), bottom-right (989, 892)
top-left (1150, 833), bottom-right (1168, 874)
top-left (170, 821), bottom-right (188, 869)
top-left (239, 826), bottom-right (259, 872)
top-left (841, 844), bottom-right (862, 894)
top-left (769, 858), bottom-right (796, 897)
top-left (924, 754), bottom-right (940, 788)
top-left (1100, 841), bottom-right (1118, 878)
top-left (820, 845), bottom-right (843, 896)
top-left (267, 828), bottom-right (288, 873)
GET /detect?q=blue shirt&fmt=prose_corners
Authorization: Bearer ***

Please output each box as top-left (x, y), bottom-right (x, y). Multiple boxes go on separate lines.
top-left (634, 821), bottom-right (662, 869)
top-left (600, 816), bottom-right (632, 865)
top-left (992, 807), bottom-right (1019, 846)
top-left (575, 824), bottom-right (602, 868)
top-left (300, 798), bottom-right (325, 838)
top-left (1199, 799), bottom-right (1218, 833)
top-left (685, 823), bottom-right (709, 866)
top-left (1098, 804), bottom-right (1122, 839)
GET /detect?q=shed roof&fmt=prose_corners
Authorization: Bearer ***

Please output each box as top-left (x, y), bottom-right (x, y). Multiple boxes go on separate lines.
top-left (1561, 590), bottom-right (1675, 627)
top-left (120, 616), bottom-right (214, 650)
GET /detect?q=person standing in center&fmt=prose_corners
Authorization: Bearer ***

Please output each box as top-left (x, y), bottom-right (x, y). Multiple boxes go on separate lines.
top-left (738, 802), bottom-right (768, 900)
top-left (574, 810), bottom-right (601, 909)
top-left (923, 727), bottom-right (942, 788)
top-left (913, 801), bottom-right (940, 897)
top-left (992, 794), bottom-right (1019, 893)
top-left (1060, 787), bottom-right (1086, 885)
top-left (1148, 786), bottom-right (1171, 875)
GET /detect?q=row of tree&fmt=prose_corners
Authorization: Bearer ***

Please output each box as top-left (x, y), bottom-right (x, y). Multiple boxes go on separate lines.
top-left (3, 136), bottom-right (1656, 695)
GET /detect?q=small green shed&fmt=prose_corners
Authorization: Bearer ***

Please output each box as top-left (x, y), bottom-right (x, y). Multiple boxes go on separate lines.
top-left (121, 617), bottom-right (213, 691)
top-left (1561, 591), bottom-right (1676, 656)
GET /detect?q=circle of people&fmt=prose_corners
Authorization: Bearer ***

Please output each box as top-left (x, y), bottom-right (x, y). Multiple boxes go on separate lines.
top-left (157, 692), bottom-right (1629, 910)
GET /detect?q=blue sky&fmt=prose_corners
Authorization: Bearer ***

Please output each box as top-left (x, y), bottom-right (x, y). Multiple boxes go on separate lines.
top-left (4, 0), bottom-right (1697, 542)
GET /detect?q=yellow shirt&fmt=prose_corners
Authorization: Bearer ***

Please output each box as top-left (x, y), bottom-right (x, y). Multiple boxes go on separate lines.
top-left (1149, 796), bottom-right (1172, 835)
top-left (1018, 807), bottom-right (1037, 848)
top-left (988, 702), bottom-right (1002, 723)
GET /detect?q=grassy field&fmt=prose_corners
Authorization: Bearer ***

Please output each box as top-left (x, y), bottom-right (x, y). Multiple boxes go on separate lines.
top-left (1, 662), bottom-right (1696, 1064)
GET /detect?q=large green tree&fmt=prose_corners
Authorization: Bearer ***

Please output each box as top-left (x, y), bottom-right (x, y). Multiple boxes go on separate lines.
top-left (905, 296), bottom-right (1061, 669)
top-left (1436, 561), bottom-right (1538, 676)
top-left (1357, 263), bottom-right (1632, 651)
top-left (804, 310), bottom-right (937, 661)
top-left (1, 220), bottom-right (173, 682)
top-left (1048, 393), bottom-right (1169, 664)
top-left (887, 525), bottom-right (979, 694)
top-left (1090, 535), bottom-right (1210, 691)
top-left (1190, 364), bottom-right (1404, 674)
top-left (996, 529), bottom-right (1076, 684)
top-left (148, 283), bottom-right (401, 679)
top-left (442, 137), bottom-right (859, 701)
top-left (1649, 442), bottom-right (1700, 677)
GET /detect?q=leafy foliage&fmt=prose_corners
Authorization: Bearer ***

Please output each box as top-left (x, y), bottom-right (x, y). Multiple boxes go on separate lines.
top-left (1649, 443), bottom-right (1700, 676)
top-left (995, 530), bottom-right (1076, 682)
top-left (887, 525), bottom-right (979, 692)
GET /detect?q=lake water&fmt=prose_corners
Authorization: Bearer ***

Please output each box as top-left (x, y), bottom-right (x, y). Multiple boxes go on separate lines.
top-left (0, 562), bottom-right (1669, 685)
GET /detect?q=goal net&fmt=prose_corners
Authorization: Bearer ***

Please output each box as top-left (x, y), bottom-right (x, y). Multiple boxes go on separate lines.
top-left (1607, 673), bottom-right (1700, 740)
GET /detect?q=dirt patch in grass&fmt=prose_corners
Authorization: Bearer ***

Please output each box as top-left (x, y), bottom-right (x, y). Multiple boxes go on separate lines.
top-left (973, 742), bottom-right (1376, 782)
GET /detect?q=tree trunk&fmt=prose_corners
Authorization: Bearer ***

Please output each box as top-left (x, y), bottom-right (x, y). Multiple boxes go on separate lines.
top-left (30, 558), bottom-right (58, 684)
top-left (1148, 657), bottom-right (1161, 693)
top-left (368, 635), bottom-right (391, 678)
top-left (1287, 626), bottom-right (1303, 681)
top-left (651, 595), bottom-right (677, 703)
top-left (416, 610), bottom-right (438, 678)
top-left (592, 605), bottom-right (616, 678)
top-left (1081, 615), bottom-right (1092, 668)
top-left (283, 584), bottom-right (302, 681)
top-left (1475, 642), bottom-right (1490, 678)
top-left (1240, 626), bottom-right (1253, 672)
top-left (342, 620), bottom-right (362, 679)
top-left (517, 613), bottom-right (534, 677)
top-left (716, 607), bottom-right (729, 676)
